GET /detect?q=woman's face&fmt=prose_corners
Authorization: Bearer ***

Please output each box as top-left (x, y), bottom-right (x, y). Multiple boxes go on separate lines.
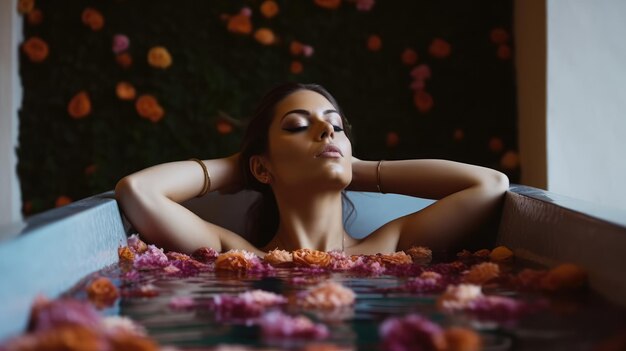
top-left (262, 89), bottom-right (352, 191)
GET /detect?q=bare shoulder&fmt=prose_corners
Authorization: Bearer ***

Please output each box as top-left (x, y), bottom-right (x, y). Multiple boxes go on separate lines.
top-left (343, 220), bottom-right (403, 255)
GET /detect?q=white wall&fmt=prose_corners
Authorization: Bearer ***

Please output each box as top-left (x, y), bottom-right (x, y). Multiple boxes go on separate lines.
top-left (0, 0), bottom-right (23, 226)
top-left (547, 0), bottom-right (626, 210)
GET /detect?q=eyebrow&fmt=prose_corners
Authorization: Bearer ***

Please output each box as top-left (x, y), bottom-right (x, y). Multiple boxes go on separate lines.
top-left (281, 109), bottom-right (339, 120)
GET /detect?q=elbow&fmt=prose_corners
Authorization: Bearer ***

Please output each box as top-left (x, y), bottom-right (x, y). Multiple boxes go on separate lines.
top-left (115, 175), bottom-right (141, 205)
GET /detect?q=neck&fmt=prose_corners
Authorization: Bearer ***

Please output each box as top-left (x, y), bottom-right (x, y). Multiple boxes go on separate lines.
top-left (270, 187), bottom-right (346, 252)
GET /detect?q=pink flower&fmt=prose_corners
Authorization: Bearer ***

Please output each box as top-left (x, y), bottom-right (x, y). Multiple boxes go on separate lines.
top-left (192, 247), bottom-right (219, 263)
top-left (260, 311), bottom-right (329, 339)
top-left (302, 45), bottom-right (315, 57)
top-left (112, 34), bottom-right (129, 54)
top-left (298, 281), bottom-right (355, 309)
top-left (240, 7), bottom-right (252, 16)
top-left (101, 316), bottom-right (146, 337)
top-left (379, 314), bottom-right (446, 351)
top-left (127, 234), bottom-right (148, 254)
top-left (133, 245), bottom-right (169, 270)
top-left (209, 290), bottom-right (287, 322)
top-left (168, 296), bottom-right (195, 310)
top-left (355, 0), bottom-right (375, 11)
top-left (28, 296), bottom-right (101, 332)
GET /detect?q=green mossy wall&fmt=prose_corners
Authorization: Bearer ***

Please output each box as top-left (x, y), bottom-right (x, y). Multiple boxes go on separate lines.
top-left (17, 0), bottom-right (517, 214)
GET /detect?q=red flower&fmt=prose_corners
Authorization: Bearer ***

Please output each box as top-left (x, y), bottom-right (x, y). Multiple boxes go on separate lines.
top-left (428, 38), bottom-right (451, 58)
top-left (413, 90), bottom-right (434, 113)
top-left (367, 35), bottom-right (382, 51)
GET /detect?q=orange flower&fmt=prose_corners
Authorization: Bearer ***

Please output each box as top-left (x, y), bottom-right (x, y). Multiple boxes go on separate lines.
top-left (367, 34), bottom-right (382, 51)
top-left (147, 46), bottom-right (172, 69)
top-left (216, 120), bottom-right (233, 134)
top-left (428, 38), bottom-right (451, 58)
top-left (135, 94), bottom-right (164, 123)
top-left (81, 7), bottom-right (104, 31)
top-left (109, 334), bottom-right (159, 351)
top-left (27, 8), bottom-right (43, 25)
top-left (17, 0), bottom-right (34, 14)
top-left (68, 91), bottom-right (91, 119)
top-left (215, 250), bottom-right (254, 271)
top-left (463, 262), bottom-right (500, 285)
top-left (413, 90), bottom-right (433, 113)
top-left (315, 0), bottom-right (342, 10)
top-left (22, 36), bottom-right (49, 63)
top-left (490, 28), bottom-right (509, 44)
top-left (497, 44), bottom-right (512, 60)
top-left (86, 277), bottom-right (119, 308)
top-left (489, 137), bottom-right (504, 153)
top-left (115, 53), bottom-right (133, 69)
top-left (28, 325), bottom-right (104, 351)
top-left (405, 246), bottom-right (432, 264)
top-left (227, 12), bottom-right (252, 35)
top-left (116, 81), bottom-right (136, 100)
top-left (260, 0), bottom-right (279, 18)
top-left (490, 246), bottom-right (514, 262)
top-left (444, 327), bottom-right (482, 351)
top-left (264, 249), bottom-right (293, 266)
top-left (55, 196), bottom-right (72, 207)
top-left (541, 263), bottom-right (587, 293)
top-left (401, 48), bottom-right (418, 65)
top-left (293, 249), bottom-right (331, 268)
top-left (290, 60), bottom-right (303, 74)
top-left (299, 281), bottom-right (355, 309)
top-left (290, 40), bottom-right (304, 56)
top-left (500, 150), bottom-right (519, 170)
top-left (118, 246), bottom-right (135, 262)
top-left (378, 251), bottom-right (413, 266)
top-left (254, 28), bottom-right (276, 45)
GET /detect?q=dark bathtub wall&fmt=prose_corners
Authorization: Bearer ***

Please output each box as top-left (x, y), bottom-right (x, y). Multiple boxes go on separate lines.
top-left (17, 0), bottom-right (518, 215)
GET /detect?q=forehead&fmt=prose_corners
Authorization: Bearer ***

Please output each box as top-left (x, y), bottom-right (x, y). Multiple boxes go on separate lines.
top-left (273, 90), bottom-right (335, 118)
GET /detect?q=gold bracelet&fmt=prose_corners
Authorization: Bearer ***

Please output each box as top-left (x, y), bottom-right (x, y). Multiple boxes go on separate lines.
top-left (189, 158), bottom-right (210, 197)
top-left (376, 160), bottom-right (385, 194)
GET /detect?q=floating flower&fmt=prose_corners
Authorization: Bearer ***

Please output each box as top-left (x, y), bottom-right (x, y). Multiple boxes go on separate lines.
top-left (28, 296), bottom-right (101, 332)
top-left (514, 268), bottom-right (548, 291)
top-left (500, 150), bottom-right (520, 170)
top-left (379, 314), bottom-right (446, 351)
top-left (497, 44), bottom-right (512, 60)
top-left (27, 9), bottom-right (43, 25)
top-left (443, 327), bottom-right (482, 351)
top-left (437, 284), bottom-right (483, 311)
top-left (315, 0), bottom-right (342, 10)
top-left (254, 28), bottom-right (276, 45)
top-left (86, 277), bottom-right (119, 309)
top-left (227, 9), bottom-right (253, 35)
top-left (328, 250), bottom-right (355, 270)
top-left (112, 34), bottom-right (130, 54)
top-left (215, 249), bottom-right (257, 271)
top-left (290, 60), bottom-right (303, 74)
top-left (463, 262), bottom-right (500, 285)
top-left (133, 245), bottom-right (169, 270)
top-left (192, 247), bottom-right (219, 263)
top-left (147, 46), bottom-right (172, 69)
top-left (405, 246), bottom-right (432, 264)
top-left (101, 316), bottom-right (146, 337)
top-left (108, 332), bottom-right (159, 351)
top-left (81, 7), bottom-right (104, 31)
top-left (127, 234), bottom-right (148, 254)
top-left (17, 0), bottom-right (34, 14)
top-left (260, 311), bottom-right (329, 340)
top-left (541, 263), bottom-right (587, 293)
top-left (264, 249), bottom-right (293, 266)
top-left (465, 295), bottom-right (546, 322)
top-left (386, 131), bottom-right (399, 148)
top-left (166, 252), bottom-right (191, 261)
top-left (68, 91), bottom-right (91, 119)
top-left (55, 196), bottom-right (72, 207)
top-left (490, 28), bottom-right (510, 44)
top-left (115, 53), bottom-right (133, 69)
top-left (118, 246), bottom-right (135, 262)
top-left (298, 281), bottom-right (355, 309)
top-left (401, 48), bottom-right (418, 66)
top-left (428, 38), bottom-right (451, 58)
top-left (293, 249), bottom-right (331, 268)
top-left (260, 0), bottom-right (279, 18)
top-left (490, 246), bottom-right (513, 262)
top-left (209, 290), bottom-right (286, 321)
top-left (22, 36), bottom-right (49, 63)
top-left (413, 90), bottom-right (433, 113)
top-left (115, 81), bottom-right (136, 101)
top-left (135, 94), bottom-right (164, 123)
top-left (355, 0), bottom-right (375, 11)
top-left (349, 257), bottom-right (386, 275)
top-left (168, 296), bottom-right (195, 310)
top-left (378, 251), bottom-right (413, 266)
top-left (367, 34), bottom-right (382, 51)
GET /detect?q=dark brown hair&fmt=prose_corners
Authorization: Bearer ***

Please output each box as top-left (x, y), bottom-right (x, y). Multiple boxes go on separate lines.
top-left (240, 82), bottom-right (353, 247)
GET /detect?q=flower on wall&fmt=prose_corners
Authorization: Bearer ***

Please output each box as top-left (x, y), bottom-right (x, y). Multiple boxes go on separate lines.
top-left (81, 8), bottom-right (104, 31)
top-left (112, 34), bottom-right (130, 55)
top-left (135, 94), bottom-right (164, 123)
top-left (147, 46), bottom-right (172, 69)
top-left (116, 82), bottom-right (136, 101)
top-left (428, 38), bottom-right (451, 58)
top-left (22, 37), bottom-right (48, 63)
top-left (315, 0), bottom-right (341, 10)
top-left (354, 0), bottom-right (375, 12)
top-left (226, 8), bottom-right (253, 35)
top-left (367, 35), bottom-right (382, 52)
top-left (290, 60), bottom-right (303, 74)
top-left (68, 91), bottom-right (91, 119)
top-left (260, 1), bottom-right (279, 19)
top-left (17, 0), bottom-right (34, 15)
top-left (27, 9), bottom-right (43, 26)
top-left (401, 48), bottom-right (418, 66)
top-left (55, 196), bottom-right (72, 207)
top-left (290, 41), bottom-right (314, 57)
top-left (115, 53), bottom-right (132, 69)
top-left (254, 28), bottom-right (277, 45)
top-left (413, 90), bottom-right (434, 113)
top-left (491, 28), bottom-right (512, 60)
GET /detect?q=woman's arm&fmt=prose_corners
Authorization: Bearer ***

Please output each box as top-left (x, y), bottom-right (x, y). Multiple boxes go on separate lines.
top-left (348, 158), bottom-right (509, 253)
top-left (115, 153), bottom-right (261, 255)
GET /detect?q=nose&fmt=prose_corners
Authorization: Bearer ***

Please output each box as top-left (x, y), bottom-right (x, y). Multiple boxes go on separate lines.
top-left (317, 121), bottom-right (335, 141)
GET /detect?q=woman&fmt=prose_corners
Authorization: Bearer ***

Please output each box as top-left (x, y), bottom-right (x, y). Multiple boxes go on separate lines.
top-left (115, 83), bottom-right (509, 257)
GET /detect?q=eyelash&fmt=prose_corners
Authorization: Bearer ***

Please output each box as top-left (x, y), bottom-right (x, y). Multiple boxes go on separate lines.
top-left (283, 125), bottom-right (344, 133)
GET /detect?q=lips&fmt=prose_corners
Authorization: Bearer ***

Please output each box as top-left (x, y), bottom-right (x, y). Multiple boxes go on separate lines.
top-left (316, 144), bottom-right (343, 158)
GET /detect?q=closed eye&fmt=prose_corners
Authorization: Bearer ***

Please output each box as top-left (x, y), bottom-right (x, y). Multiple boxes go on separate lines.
top-left (333, 125), bottom-right (344, 132)
top-left (283, 126), bottom-right (308, 133)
